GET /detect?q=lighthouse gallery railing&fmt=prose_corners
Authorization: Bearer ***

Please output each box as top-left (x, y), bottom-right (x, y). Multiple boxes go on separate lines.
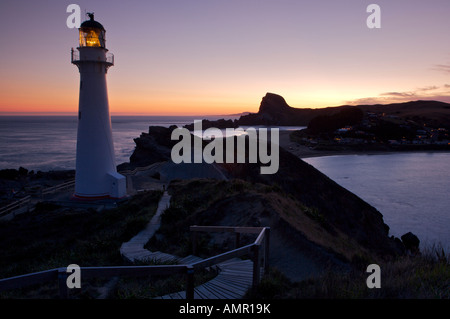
top-left (71, 48), bottom-right (114, 65)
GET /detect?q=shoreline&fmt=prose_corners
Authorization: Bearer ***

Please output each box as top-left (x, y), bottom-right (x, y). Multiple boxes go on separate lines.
top-left (2, 130), bottom-right (449, 252)
top-left (1, 129), bottom-right (449, 172)
top-left (278, 130), bottom-right (450, 159)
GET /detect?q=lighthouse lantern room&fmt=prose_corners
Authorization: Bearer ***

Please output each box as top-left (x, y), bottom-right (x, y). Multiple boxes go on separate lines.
top-left (71, 13), bottom-right (126, 200)
top-left (78, 14), bottom-right (106, 48)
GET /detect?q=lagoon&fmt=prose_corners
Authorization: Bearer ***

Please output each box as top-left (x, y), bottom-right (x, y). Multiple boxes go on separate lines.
top-left (303, 152), bottom-right (450, 252)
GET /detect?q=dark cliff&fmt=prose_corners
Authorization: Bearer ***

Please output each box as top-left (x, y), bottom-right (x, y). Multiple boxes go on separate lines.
top-left (123, 123), bottom-right (404, 261)
top-left (218, 146), bottom-right (403, 259)
top-left (236, 93), bottom-right (344, 126)
top-left (237, 93), bottom-right (450, 128)
top-left (118, 125), bottom-right (178, 170)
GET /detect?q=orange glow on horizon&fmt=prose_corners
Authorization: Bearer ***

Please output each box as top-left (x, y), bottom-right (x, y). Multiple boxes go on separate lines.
top-left (0, 95), bottom-right (338, 116)
top-left (1, 86), bottom-right (448, 116)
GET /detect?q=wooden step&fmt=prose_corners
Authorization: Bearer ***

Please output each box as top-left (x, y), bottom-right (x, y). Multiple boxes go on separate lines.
top-left (156, 258), bottom-right (256, 299)
top-left (178, 255), bottom-right (203, 264)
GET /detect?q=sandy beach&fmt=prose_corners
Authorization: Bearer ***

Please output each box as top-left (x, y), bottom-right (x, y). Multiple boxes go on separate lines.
top-left (278, 130), bottom-right (450, 159)
top-left (278, 130), bottom-right (390, 159)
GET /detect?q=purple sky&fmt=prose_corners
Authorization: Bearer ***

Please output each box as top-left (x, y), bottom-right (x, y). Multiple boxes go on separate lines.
top-left (1, 0), bottom-right (449, 114)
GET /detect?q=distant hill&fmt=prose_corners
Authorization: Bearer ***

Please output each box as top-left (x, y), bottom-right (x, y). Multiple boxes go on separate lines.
top-left (358, 100), bottom-right (450, 129)
top-left (236, 93), bottom-right (450, 129)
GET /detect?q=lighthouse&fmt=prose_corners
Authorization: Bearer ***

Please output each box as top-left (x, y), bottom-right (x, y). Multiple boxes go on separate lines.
top-left (71, 13), bottom-right (126, 199)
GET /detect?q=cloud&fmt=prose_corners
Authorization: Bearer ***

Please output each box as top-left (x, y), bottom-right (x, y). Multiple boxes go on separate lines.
top-left (380, 91), bottom-right (415, 97)
top-left (433, 64), bottom-right (450, 74)
top-left (345, 85), bottom-right (450, 105)
top-left (417, 85), bottom-right (439, 92)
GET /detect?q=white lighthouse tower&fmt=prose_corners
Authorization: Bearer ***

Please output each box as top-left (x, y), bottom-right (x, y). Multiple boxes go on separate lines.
top-left (71, 13), bottom-right (126, 199)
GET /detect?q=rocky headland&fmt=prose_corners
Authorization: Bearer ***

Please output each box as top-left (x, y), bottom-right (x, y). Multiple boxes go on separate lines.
top-left (237, 92), bottom-right (450, 128)
top-left (118, 121), bottom-right (412, 282)
top-left (5, 92), bottom-right (447, 285)
top-left (238, 93), bottom-right (450, 155)
top-left (115, 92), bottom-right (449, 268)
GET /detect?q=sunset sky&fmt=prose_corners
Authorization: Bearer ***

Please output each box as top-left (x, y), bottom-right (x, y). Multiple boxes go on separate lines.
top-left (1, 0), bottom-right (449, 115)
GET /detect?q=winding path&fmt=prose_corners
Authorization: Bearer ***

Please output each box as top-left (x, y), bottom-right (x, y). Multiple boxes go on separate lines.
top-left (119, 191), bottom-right (256, 299)
top-left (120, 191), bottom-right (175, 263)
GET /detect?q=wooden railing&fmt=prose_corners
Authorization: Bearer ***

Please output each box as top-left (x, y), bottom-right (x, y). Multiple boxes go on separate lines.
top-left (0, 162), bottom-right (166, 219)
top-left (0, 226), bottom-right (270, 299)
top-left (41, 180), bottom-right (75, 196)
top-left (0, 196), bottom-right (31, 218)
top-left (118, 162), bottom-right (164, 176)
top-left (189, 226), bottom-right (270, 298)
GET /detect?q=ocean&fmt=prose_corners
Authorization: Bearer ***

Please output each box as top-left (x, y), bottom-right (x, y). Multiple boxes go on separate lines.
top-left (0, 116), bottom-right (448, 252)
top-left (304, 153), bottom-right (450, 253)
top-left (0, 115), bottom-right (237, 172)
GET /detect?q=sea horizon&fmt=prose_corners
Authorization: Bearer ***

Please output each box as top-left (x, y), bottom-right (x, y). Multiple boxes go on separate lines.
top-left (0, 113), bottom-right (251, 117)
top-left (0, 115), bottom-right (242, 173)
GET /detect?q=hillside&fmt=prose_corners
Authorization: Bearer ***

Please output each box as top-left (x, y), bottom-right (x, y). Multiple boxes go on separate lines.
top-left (359, 100), bottom-right (450, 129)
top-left (126, 126), bottom-right (408, 281)
top-left (153, 177), bottom-right (400, 282)
top-left (1, 117), bottom-right (445, 298)
top-left (236, 93), bottom-right (450, 129)
top-left (218, 147), bottom-right (404, 258)
top-left (120, 122), bottom-right (415, 261)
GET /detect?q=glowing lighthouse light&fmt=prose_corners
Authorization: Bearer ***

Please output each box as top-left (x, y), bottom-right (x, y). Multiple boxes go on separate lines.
top-left (71, 13), bottom-right (126, 199)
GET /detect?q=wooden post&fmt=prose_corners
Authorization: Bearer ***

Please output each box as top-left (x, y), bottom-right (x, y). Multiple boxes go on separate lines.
top-left (252, 244), bottom-right (260, 288)
top-left (264, 227), bottom-right (270, 271)
top-left (191, 231), bottom-right (198, 255)
top-left (186, 266), bottom-right (194, 300)
top-left (57, 268), bottom-right (68, 299)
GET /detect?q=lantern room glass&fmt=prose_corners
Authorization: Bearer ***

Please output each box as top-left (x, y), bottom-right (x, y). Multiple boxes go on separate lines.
top-left (79, 28), bottom-right (106, 48)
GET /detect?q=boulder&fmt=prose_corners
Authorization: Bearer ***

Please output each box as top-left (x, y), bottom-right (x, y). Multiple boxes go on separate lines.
top-left (401, 232), bottom-right (420, 252)
top-left (128, 126), bottom-right (178, 167)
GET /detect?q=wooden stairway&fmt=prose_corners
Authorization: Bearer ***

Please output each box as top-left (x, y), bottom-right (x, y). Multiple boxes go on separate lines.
top-left (120, 192), bottom-right (262, 299)
top-left (156, 258), bottom-right (260, 299)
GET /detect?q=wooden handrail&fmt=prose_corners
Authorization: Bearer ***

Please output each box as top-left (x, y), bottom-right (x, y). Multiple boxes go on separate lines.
top-left (254, 227), bottom-right (266, 245)
top-left (41, 181), bottom-right (75, 195)
top-left (191, 244), bottom-right (254, 269)
top-left (0, 226), bottom-right (270, 299)
top-left (1, 162), bottom-right (166, 218)
top-left (119, 162), bottom-right (164, 176)
top-left (80, 264), bottom-right (187, 279)
top-left (190, 225), bottom-right (264, 234)
top-left (190, 226), bottom-right (271, 290)
top-left (0, 269), bottom-right (57, 291)
top-left (0, 195), bottom-right (31, 217)
top-left (0, 264), bottom-right (190, 299)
